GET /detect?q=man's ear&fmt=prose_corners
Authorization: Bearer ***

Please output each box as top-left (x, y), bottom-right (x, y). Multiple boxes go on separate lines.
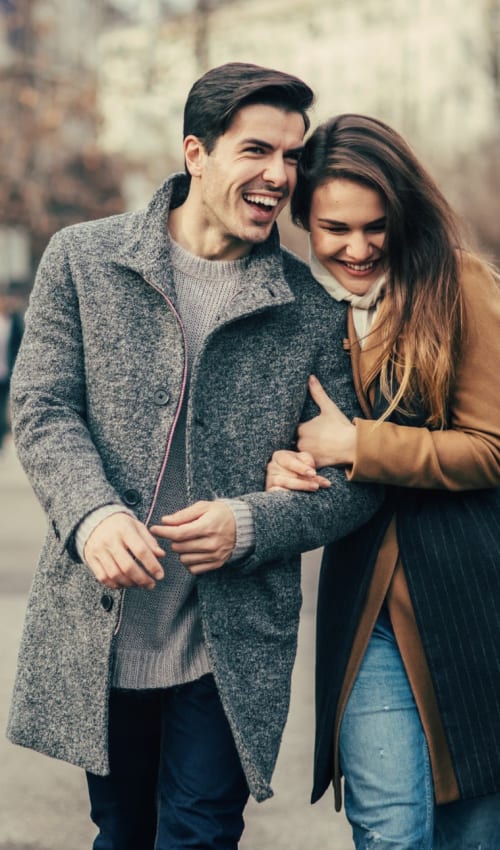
top-left (183, 135), bottom-right (207, 178)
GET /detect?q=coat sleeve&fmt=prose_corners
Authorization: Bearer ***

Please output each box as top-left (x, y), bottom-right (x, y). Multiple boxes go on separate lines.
top-left (348, 255), bottom-right (500, 490)
top-left (10, 231), bottom-right (124, 551)
top-left (233, 322), bottom-right (384, 571)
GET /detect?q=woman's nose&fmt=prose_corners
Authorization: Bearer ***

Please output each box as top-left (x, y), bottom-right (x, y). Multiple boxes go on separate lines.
top-left (345, 232), bottom-right (372, 260)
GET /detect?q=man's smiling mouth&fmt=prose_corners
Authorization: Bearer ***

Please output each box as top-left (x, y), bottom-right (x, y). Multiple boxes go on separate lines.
top-left (243, 192), bottom-right (279, 209)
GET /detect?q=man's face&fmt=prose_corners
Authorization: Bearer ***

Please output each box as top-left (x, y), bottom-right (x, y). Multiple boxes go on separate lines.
top-left (189, 103), bottom-right (305, 256)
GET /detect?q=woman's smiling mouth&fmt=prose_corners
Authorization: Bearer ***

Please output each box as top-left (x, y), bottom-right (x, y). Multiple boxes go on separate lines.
top-left (337, 258), bottom-right (382, 275)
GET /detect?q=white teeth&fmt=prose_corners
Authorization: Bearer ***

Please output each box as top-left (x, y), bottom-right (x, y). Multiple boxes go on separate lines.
top-left (243, 193), bottom-right (279, 207)
top-left (344, 261), bottom-right (375, 272)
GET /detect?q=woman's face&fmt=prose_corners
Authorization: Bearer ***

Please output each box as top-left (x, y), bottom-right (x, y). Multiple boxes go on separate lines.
top-left (309, 178), bottom-right (387, 295)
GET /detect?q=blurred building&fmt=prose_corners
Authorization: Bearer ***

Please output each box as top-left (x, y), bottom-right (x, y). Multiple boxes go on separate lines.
top-left (97, 0), bottom-right (499, 174)
top-left (2, 0), bottom-right (498, 271)
top-left (0, 0), bottom-right (127, 290)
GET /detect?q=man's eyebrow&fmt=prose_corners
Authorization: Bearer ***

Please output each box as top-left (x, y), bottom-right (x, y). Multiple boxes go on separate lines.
top-left (239, 138), bottom-right (304, 156)
top-left (240, 137), bottom-right (274, 150)
top-left (285, 145), bottom-right (305, 157)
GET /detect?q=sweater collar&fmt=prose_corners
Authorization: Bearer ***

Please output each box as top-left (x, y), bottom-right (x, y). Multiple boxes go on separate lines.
top-left (112, 173), bottom-right (295, 318)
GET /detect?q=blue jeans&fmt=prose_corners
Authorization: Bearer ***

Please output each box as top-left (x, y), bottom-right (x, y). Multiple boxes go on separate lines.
top-left (86, 674), bottom-right (249, 850)
top-left (340, 608), bottom-right (500, 849)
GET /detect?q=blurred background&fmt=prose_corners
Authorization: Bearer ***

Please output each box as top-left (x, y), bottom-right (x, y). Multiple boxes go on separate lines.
top-left (0, 2), bottom-right (499, 848)
top-left (1, 0), bottom-right (499, 303)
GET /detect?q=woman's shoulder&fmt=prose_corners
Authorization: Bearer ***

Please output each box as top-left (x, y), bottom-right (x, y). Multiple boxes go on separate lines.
top-left (458, 250), bottom-right (499, 298)
top-left (457, 251), bottom-right (500, 346)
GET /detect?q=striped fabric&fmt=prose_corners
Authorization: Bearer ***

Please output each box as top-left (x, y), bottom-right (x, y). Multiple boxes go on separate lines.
top-left (399, 486), bottom-right (500, 798)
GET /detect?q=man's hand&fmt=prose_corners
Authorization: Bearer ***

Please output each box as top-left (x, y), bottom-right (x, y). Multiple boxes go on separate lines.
top-left (150, 501), bottom-right (236, 575)
top-left (84, 513), bottom-right (166, 590)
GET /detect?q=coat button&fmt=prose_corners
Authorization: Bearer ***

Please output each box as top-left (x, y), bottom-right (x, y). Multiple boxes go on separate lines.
top-left (153, 388), bottom-right (170, 406)
top-left (123, 488), bottom-right (141, 507)
top-left (101, 593), bottom-right (114, 612)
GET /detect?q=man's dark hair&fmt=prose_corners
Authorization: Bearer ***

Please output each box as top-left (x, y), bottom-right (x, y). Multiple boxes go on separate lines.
top-left (183, 62), bottom-right (314, 153)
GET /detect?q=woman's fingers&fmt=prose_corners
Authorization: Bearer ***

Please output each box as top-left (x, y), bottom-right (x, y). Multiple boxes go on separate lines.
top-left (308, 374), bottom-right (337, 412)
top-left (267, 473), bottom-right (331, 492)
top-left (270, 449), bottom-right (316, 475)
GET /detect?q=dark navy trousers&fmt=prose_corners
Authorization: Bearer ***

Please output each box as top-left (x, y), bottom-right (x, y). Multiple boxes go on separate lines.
top-left (86, 674), bottom-right (249, 849)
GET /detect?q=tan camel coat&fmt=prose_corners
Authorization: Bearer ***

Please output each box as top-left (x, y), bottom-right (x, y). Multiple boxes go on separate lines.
top-left (315, 253), bottom-right (500, 808)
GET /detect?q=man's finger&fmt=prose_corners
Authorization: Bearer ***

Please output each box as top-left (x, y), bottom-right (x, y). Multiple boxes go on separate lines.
top-left (185, 559), bottom-right (225, 575)
top-left (150, 519), bottom-right (203, 542)
top-left (87, 548), bottom-right (154, 589)
top-left (84, 513), bottom-right (166, 582)
top-left (131, 528), bottom-right (166, 579)
top-left (170, 537), bottom-right (216, 555)
top-left (105, 545), bottom-right (159, 588)
top-left (158, 502), bottom-right (208, 526)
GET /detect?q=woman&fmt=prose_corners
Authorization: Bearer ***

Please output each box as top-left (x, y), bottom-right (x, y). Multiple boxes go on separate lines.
top-left (266, 114), bottom-right (500, 848)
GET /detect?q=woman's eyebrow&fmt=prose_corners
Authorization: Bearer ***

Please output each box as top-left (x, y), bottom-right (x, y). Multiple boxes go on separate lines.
top-left (317, 216), bottom-right (387, 226)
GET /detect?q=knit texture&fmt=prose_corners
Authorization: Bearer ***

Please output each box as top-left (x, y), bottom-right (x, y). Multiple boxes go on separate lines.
top-left (8, 173), bottom-right (382, 801)
top-left (112, 237), bottom-right (248, 688)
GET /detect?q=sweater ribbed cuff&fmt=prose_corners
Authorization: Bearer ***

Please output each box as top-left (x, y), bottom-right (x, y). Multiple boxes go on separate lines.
top-left (221, 498), bottom-right (255, 562)
top-left (75, 504), bottom-right (135, 563)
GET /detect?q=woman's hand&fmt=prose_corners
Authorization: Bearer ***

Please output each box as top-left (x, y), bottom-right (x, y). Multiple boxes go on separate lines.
top-left (297, 375), bottom-right (357, 468)
top-left (266, 450), bottom-right (331, 492)
top-left (265, 375), bottom-right (357, 492)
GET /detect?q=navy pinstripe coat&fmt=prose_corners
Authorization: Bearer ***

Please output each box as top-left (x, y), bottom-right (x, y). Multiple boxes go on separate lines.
top-left (313, 439), bottom-right (500, 804)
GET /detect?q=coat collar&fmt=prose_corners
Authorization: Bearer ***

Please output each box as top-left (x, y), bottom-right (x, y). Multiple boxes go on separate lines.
top-left (347, 299), bottom-right (390, 416)
top-left (110, 173), bottom-right (296, 321)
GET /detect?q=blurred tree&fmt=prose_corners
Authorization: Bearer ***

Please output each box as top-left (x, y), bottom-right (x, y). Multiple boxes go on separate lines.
top-left (0, 0), bottom-right (125, 283)
top-left (440, 137), bottom-right (500, 262)
top-left (442, 0), bottom-right (500, 261)
top-left (194, 0), bottom-right (211, 73)
top-left (485, 0), bottom-right (500, 117)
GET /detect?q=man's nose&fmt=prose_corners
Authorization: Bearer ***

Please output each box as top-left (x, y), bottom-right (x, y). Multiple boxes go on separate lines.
top-left (262, 155), bottom-right (288, 187)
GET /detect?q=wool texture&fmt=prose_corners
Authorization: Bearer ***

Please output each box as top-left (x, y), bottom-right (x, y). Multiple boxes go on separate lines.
top-left (7, 173), bottom-right (382, 801)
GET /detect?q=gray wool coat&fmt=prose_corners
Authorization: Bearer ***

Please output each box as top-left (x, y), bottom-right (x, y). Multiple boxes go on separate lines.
top-left (7, 174), bottom-right (381, 802)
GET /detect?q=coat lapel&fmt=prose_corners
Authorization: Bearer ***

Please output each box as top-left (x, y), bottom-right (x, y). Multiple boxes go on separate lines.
top-left (347, 300), bottom-right (388, 417)
top-left (106, 172), bottom-right (296, 321)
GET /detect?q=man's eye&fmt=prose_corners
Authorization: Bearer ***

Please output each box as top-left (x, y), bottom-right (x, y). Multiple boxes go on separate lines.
top-left (245, 146), bottom-right (265, 155)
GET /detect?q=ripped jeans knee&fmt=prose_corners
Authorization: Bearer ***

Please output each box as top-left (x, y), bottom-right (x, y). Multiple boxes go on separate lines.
top-left (338, 613), bottom-right (500, 849)
top-left (339, 612), bottom-right (433, 850)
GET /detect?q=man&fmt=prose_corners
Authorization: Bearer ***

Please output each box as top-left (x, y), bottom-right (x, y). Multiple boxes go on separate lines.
top-left (7, 63), bottom-right (381, 849)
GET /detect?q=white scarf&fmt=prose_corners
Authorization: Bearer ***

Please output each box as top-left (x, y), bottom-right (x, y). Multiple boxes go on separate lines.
top-left (309, 239), bottom-right (386, 345)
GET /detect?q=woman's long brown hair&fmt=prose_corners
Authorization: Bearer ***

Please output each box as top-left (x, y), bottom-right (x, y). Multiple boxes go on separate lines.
top-left (292, 114), bottom-right (465, 427)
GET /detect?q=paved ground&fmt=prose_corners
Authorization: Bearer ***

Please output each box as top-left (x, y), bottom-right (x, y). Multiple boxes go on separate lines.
top-left (0, 437), bottom-right (353, 849)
